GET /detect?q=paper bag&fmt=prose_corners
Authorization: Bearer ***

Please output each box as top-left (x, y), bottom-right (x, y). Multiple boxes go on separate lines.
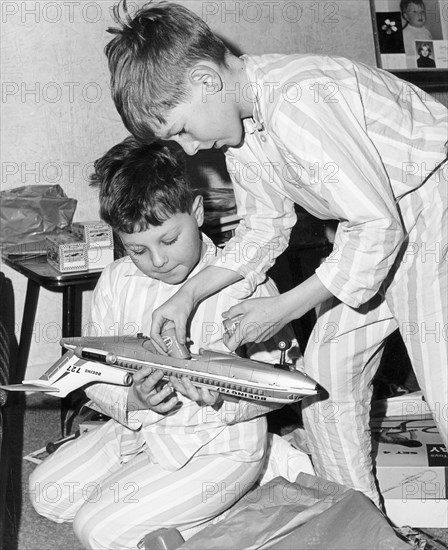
top-left (0, 185), bottom-right (77, 245)
top-left (179, 473), bottom-right (412, 550)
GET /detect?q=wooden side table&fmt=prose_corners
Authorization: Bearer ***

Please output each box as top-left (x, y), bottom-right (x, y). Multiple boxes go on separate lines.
top-left (2, 254), bottom-right (102, 435)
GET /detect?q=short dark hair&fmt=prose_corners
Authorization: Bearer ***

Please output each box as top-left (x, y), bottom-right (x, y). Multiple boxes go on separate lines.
top-left (105, 0), bottom-right (229, 142)
top-left (90, 137), bottom-right (196, 233)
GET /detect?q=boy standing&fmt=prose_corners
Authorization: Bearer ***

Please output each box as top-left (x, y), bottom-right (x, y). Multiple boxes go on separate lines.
top-left (29, 139), bottom-right (298, 549)
top-left (104, 1), bottom-right (447, 507)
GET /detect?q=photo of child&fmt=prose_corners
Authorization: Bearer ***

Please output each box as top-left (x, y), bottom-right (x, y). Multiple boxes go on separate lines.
top-left (372, 0), bottom-right (446, 68)
top-left (400, 0), bottom-right (433, 58)
top-left (416, 41), bottom-right (437, 66)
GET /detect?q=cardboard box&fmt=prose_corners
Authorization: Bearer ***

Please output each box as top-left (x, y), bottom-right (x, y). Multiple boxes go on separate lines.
top-left (46, 233), bottom-right (88, 273)
top-left (384, 498), bottom-right (448, 528)
top-left (71, 221), bottom-right (113, 248)
top-left (70, 221), bottom-right (114, 269)
top-left (371, 417), bottom-right (448, 501)
top-left (371, 391), bottom-right (433, 420)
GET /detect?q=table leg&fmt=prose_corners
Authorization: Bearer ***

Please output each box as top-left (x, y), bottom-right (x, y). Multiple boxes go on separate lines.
top-left (60, 285), bottom-right (84, 437)
top-left (17, 279), bottom-right (40, 382)
top-left (62, 285), bottom-right (82, 338)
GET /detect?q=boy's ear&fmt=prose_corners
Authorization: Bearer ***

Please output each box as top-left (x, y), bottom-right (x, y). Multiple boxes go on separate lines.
top-left (192, 195), bottom-right (204, 227)
top-left (188, 64), bottom-right (223, 95)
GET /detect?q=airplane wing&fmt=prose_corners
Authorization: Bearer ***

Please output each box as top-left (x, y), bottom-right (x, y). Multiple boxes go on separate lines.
top-left (0, 383), bottom-right (59, 393)
top-left (0, 350), bottom-right (133, 398)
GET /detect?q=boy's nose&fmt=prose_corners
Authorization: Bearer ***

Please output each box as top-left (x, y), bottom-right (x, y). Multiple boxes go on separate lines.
top-left (182, 140), bottom-right (200, 156)
top-left (151, 249), bottom-right (168, 268)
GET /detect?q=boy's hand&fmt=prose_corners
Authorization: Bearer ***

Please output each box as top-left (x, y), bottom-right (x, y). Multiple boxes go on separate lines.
top-left (127, 367), bottom-right (180, 414)
top-left (150, 288), bottom-right (195, 351)
top-left (222, 296), bottom-right (287, 350)
top-left (169, 375), bottom-right (221, 406)
top-left (222, 276), bottom-right (334, 350)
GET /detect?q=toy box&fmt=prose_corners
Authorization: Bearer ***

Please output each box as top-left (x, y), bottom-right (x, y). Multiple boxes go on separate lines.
top-left (46, 233), bottom-right (88, 273)
top-left (70, 221), bottom-right (114, 269)
top-left (70, 221), bottom-right (113, 248)
top-left (371, 417), bottom-right (448, 502)
top-left (383, 497), bottom-right (448, 528)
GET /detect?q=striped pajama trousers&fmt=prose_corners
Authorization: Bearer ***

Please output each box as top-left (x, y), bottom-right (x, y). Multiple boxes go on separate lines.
top-left (303, 164), bottom-right (448, 506)
top-left (29, 420), bottom-right (265, 549)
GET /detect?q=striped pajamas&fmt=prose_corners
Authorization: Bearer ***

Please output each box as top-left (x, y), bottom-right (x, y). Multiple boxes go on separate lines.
top-left (29, 418), bottom-right (264, 550)
top-left (214, 54), bottom-right (448, 505)
top-left (304, 164), bottom-right (448, 503)
top-left (30, 234), bottom-right (295, 547)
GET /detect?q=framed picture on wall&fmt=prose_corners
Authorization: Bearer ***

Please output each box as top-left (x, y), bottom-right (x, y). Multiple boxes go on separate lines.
top-left (370, 0), bottom-right (448, 90)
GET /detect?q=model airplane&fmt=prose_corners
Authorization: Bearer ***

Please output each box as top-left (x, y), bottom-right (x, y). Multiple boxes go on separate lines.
top-left (0, 334), bottom-right (319, 404)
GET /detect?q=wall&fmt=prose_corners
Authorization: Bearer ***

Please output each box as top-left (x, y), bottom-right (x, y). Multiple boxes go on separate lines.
top-left (189, 0), bottom-right (376, 60)
top-left (1, 0), bottom-right (128, 375)
top-left (0, 0), bottom-right (432, 374)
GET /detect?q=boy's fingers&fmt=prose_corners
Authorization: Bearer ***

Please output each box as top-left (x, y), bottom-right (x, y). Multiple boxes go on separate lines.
top-left (145, 374), bottom-right (170, 395)
top-left (179, 378), bottom-right (218, 405)
top-left (133, 368), bottom-right (162, 385)
top-left (199, 387), bottom-right (220, 405)
top-left (222, 306), bottom-right (242, 320)
top-left (169, 377), bottom-right (219, 405)
top-left (150, 314), bottom-right (168, 353)
top-left (169, 376), bottom-right (188, 395)
top-left (170, 319), bottom-right (187, 345)
top-left (182, 376), bottom-right (201, 401)
top-left (153, 395), bottom-right (180, 414)
top-left (155, 340), bottom-right (169, 355)
top-left (223, 331), bottom-right (242, 351)
top-left (149, 383), bottom-right (177, 406)
top-left (150, 333), bottom-right (168, 355)
top-left (132, 366), bottom-right (155, 383)
top-left (171, 376), bottom-right (200, 401)
top-left (222, 312), bottom-right (245, 341)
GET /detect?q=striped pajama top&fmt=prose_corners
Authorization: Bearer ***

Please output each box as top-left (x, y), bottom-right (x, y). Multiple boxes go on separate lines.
top-left (211, 54), bottom-right (447, 308)
top-left (84, 234), bottom-right (294, 471)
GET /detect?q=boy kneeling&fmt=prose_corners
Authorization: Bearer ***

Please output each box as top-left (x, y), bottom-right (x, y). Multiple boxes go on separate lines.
top-left (29, 138), bottom-right (298, 550)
